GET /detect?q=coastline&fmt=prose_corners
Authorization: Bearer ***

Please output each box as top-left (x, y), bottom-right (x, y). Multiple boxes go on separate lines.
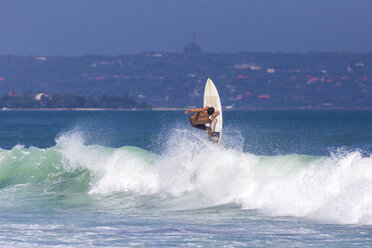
top-left (0, 107), bottom-right (153, 111)
top-left (1, 107), bottom-right (372, 111)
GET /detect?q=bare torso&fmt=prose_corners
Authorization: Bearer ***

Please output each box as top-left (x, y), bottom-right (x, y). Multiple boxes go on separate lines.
top-left (190, 111), bottom-right (211, 125)
top-left (186, 106), bottom-right (220, 138)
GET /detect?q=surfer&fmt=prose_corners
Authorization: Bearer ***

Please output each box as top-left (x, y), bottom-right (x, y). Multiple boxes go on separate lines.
top-left (185, 106), bottom-right (220, 136)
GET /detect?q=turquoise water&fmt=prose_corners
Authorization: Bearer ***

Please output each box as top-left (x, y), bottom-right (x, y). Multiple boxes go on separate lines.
top-left (0, 111), bottom-right (372, 247)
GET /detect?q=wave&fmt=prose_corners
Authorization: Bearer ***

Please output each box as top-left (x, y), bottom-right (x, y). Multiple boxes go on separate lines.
top-left (1, 129), bottom-right (372, 225)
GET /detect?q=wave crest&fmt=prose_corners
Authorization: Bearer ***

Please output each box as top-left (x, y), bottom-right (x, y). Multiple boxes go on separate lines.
top-left (1, 130), bottom-right (372, 225)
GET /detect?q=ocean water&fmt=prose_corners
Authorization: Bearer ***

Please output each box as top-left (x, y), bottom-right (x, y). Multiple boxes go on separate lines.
top-left (0, 110), bottom-right (372, 247)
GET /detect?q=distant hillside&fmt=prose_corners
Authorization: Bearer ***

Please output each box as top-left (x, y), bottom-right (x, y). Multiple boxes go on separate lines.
top-left (0, 93), bottom-right (151, 109)
top-left (0, 51), bottom-right (371, 109)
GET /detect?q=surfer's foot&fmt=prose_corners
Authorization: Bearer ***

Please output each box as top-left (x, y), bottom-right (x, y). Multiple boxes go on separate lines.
top-left (209, 135), bottom-right (219, 143)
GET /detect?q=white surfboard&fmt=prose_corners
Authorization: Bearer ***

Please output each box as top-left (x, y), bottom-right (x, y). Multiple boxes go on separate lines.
top-left (203, 78), bottom-right (223, 143)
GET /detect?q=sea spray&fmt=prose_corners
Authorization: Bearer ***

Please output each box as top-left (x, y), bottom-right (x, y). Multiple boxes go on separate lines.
top-left (1, 129), bottom-right (372, 225)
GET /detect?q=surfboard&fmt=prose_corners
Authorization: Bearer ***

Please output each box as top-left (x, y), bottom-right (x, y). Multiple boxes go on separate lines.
top-left (203, 78), bottom-right (223, 143)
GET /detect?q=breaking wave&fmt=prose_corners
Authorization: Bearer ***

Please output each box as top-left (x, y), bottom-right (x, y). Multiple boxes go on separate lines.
top-left (1, 129), bottom-right (372, 225)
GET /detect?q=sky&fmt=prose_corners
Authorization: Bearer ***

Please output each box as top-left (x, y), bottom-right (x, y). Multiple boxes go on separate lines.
top-left (0, 0), bottom-right (371, 56)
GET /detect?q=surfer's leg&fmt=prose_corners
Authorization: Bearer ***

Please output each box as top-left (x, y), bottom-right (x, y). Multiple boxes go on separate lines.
top-left (206, 127), bottom-right (212, 137)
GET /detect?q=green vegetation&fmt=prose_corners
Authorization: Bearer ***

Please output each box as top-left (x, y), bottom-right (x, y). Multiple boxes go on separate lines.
top-left (0, 51), bottom-right (371, 109)
top-left (0, 94), bottom-right (151, 109)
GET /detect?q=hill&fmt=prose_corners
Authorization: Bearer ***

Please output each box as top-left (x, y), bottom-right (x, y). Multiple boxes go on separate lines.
top-left (0, 51), bottom-right (371, 109)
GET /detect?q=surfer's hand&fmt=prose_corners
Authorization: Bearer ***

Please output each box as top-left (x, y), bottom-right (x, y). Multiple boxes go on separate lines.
top-left (185, 110), bottom-right (190, 114)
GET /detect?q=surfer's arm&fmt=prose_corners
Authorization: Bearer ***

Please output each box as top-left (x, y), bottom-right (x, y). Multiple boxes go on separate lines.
top-left (185, 106), bottom-right (208, 114)
top-left (209, 110), bottom-right (220, 122)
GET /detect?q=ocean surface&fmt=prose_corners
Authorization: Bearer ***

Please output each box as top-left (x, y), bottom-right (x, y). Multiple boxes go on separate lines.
top-left (0, 110), bottom-right (372, 247)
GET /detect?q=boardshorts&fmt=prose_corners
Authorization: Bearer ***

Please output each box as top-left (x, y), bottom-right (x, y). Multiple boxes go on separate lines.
top-left (190, 116), bottom-right (207, 130)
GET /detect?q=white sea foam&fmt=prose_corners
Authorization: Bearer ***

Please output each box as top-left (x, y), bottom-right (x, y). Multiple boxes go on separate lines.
top-left (56, 129), bottom-right (372, 225)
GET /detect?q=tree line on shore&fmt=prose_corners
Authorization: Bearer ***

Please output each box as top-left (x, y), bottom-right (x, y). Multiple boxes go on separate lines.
top-left (0, 93), bottom-right (151, 109)
top-left (0, 52), bottom-right (371, 109)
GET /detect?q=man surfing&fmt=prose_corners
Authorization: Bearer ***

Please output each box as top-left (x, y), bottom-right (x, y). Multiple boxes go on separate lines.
top-left (185, 106), bottom-right (220, 137)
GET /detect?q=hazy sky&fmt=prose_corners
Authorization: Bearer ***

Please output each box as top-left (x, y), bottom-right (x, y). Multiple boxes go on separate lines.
top-left (1, 0), bottom-right (371, 55)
